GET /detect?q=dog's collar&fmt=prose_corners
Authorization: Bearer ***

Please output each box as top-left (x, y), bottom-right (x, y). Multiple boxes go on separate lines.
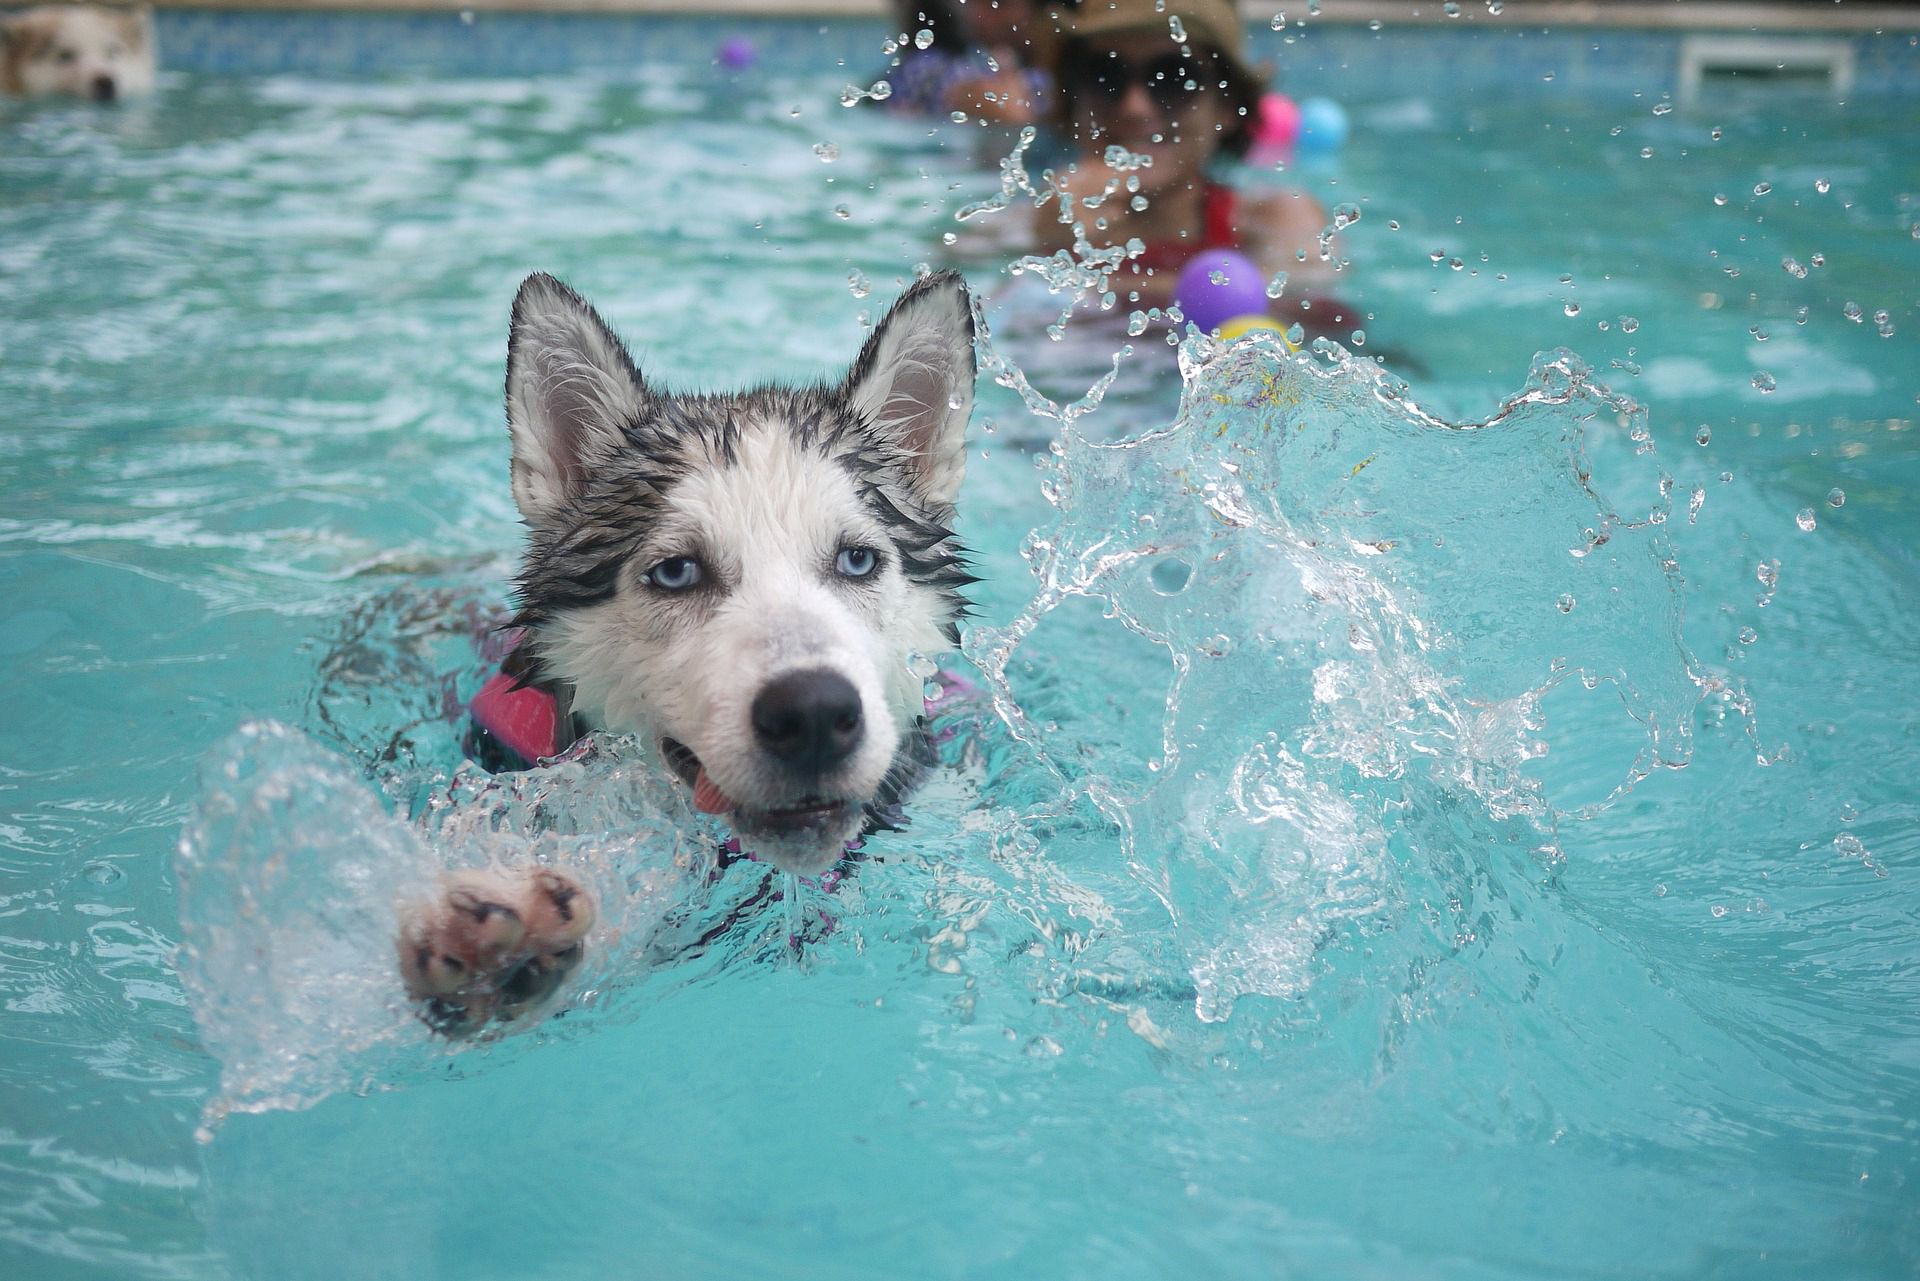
top-left (466, 642), bottom-right (979, 809)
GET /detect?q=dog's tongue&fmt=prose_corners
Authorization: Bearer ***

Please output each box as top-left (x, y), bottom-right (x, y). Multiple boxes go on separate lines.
top-left (692, 768), bottom-right (735, 815)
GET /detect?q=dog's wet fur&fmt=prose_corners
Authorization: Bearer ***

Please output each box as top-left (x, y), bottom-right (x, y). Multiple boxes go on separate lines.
top-left (1, 5), bottom-right (154, 101)
top-left (399, 271), bottom-right (978, 1032)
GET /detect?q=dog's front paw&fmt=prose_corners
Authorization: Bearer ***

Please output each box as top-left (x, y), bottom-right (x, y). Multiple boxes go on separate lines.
top-left (396, 867), bottom-right (594, 1036)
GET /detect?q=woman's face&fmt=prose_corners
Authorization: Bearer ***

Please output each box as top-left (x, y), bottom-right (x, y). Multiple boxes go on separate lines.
top-left (1060, 30), bottom-right (1233, 182)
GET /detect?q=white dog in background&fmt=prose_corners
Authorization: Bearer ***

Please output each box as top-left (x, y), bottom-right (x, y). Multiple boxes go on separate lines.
top-left (1, 4), bottom-right (154, 101)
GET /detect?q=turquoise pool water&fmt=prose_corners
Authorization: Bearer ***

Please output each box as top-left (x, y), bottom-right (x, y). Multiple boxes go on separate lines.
top-left (2, 30), bottom-right (1918, 1281)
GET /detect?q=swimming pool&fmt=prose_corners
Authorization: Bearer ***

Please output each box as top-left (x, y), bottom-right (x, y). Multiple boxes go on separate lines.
top-left (2, 13), bottom-right (1917, 1280)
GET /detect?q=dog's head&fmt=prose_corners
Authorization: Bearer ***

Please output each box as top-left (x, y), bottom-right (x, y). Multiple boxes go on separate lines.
top-left (502, 271), bottom-right (976, 874)
top-left (0, 5), bottom-right (154, 101)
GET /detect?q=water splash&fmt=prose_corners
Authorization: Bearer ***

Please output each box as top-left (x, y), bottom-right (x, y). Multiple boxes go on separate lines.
top-left (963, 335), bottom-right (1731, 1022)
top-left (176, 721), bottom-right (708, 1135)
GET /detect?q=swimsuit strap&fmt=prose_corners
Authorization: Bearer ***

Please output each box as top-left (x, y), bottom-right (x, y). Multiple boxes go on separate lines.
top-left (1131, 181), bottom-right (1243, 277)
top-left (1201, 181), bottom-right (1239, 251)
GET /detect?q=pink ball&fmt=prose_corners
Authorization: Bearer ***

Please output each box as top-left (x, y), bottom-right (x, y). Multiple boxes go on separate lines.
top-left (1252, 93), bottom-right (1301, 151)
top-left (1174, 250), bottom-right (1270, 334)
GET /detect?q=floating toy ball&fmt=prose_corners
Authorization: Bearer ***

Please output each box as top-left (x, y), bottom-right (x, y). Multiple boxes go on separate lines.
top-left (1296, 97), bottom-right (1350, 152)
top-left (1251, 93), bottom-right (1301, 152)
top-left (1174, 249), bottom-right (1270, 335)
top-left (716, 37), bottom-right (757, 71)
top-left (1216, 314), bottom-right (1299, 350)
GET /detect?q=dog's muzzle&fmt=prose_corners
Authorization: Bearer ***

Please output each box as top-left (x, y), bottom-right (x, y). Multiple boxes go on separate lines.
top-left (751, 668), bottom-right (864, 776)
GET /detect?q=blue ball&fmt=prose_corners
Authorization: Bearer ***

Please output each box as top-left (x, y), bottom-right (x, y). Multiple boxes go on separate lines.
top-left (1297, 97), bottom-right (1349, 152)
top-left (1174, 250), bottom-right (1270, 334)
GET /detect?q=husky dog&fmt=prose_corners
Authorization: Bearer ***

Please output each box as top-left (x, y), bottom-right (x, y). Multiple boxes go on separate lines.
top-left (0, 5), bottom-right (154, 101)
top-left (398, 270), bottom-right (978, 1032)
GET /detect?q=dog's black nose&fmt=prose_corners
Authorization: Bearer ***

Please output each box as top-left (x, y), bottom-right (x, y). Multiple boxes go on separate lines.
top-left (91, 76), bottom-right (117, 102)
top-left (752, 669), bottom-right (864, 775)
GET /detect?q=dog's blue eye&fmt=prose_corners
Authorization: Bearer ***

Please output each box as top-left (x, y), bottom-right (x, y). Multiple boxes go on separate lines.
top-left (646, 557), bottom-right (703, 591)
top-left (835, 547), bottom-right (879, 579)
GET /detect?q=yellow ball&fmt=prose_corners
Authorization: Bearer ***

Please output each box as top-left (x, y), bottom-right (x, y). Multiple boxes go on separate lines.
top-left (1215, 314), bottom-right (1298, 350)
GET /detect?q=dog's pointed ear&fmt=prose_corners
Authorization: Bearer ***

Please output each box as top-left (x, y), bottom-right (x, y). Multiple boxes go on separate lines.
top-left (842, 271), bottom-right (975, 510)
top-left (125, 6), bottom-right (156, 47)
top-left (505, 273), bottom-right (648, 527)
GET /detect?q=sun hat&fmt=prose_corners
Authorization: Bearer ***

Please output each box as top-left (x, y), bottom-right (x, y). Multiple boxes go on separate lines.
top-left (1036, 0), bottom-right (1261, 97)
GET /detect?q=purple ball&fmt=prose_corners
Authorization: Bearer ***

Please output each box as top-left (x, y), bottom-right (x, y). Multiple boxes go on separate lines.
top-left (1174, 250), bottom-right (1269, 334)
top-left (717, 37), bottom-right (757, 71)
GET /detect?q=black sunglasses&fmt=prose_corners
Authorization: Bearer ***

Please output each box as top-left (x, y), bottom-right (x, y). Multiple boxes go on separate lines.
top-left (1060, 45), bottom-right (1225, 114)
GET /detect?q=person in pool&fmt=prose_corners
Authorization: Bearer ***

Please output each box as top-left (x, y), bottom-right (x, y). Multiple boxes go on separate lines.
top-left (887, 0), bottom-right (1050, 127)
top-left (1032, 0), bottom-right (1352, 334)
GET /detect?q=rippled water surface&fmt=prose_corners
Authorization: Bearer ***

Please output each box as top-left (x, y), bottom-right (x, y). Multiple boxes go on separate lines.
top-left (3, 42), bottom-right (1917, 1281)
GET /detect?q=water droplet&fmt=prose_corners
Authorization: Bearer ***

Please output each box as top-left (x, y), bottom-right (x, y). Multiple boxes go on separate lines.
top-left (1796, 507), bottom-right (1817, 532)
top-left (1331, 203), bottom-right (1361, 230)
top-left (950, 110), bottom-right (969, 123)
top-left (1265, 270), bottom-right (1289, 299)
top-left (458, 8), bottom-right (474, 24)
top-left (1368, 18), bottom-right (1382, 30)
top-left (1688, 486), bottom-right (1706, 523)
top-left (1753, 180), bottom-right (1772, 196)
top-left (1429, 248), bottom-right (1446, 264)
top-left (1842, 300), bottom-right (1864, 323)
top-left (1781, 256), bottom-right (1807, 279)
top-left (847, 269), bottom-right (870, 298)
top-left (1269, 11), bottom-right (1287, 31)
top-left (1827, 488), bottom-right (1845, 508)
top-left (1737, 628), bottom-right (1757, 645)
top-left (914, 27), bottom-right (934, 49)
top-left (1710, 904), bottom-right (1729, 918)
top-left (82, 861), bottom-right (124, 887)
top-left (1874, 309), bottom-right (1895, 338)
top-left (1563, 301), bottom-right (1581, 318)
top-left (1168, 15), bottom-right (1187, 40)
top-left (1444, 2), bottom-right (1461, 17)
top-left (1652, 102), bottom-right (1672, 116)
top-left (813, 142), bottom-right (839, 162)
top-left (1640, 147), bottom-right (1655, 160)
top-left (869, 80), bottom-right (892, 101)
top-left (1751, 372), bottom-right (1776, 393)
top-left (1815, 177), bottom-right (1831, 194)
top-left (1756, 560), bottom-right (1779, 592)
top-left (1749, 326), bottom-right (1769, 342)
top-left (1387, 219), bottom-right (1400, 231)
top-left (1710, 126), bottom-right (1723, 140)
top-left (1695, 425), bottom-right (1712, 446)
top-left (1555, 594), bottom-right (1576, 614)
top-left (1150, 557), bottom-right (1193, 595)
top-left (1712, 193), bottom-right (1728, 206)
top-left (1810, 252), bottom-right (1826, 268)
top-left (1619, 315), bottom-right (1639, 333)
top-left (1350, 329), bottom-right (1366, 347)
